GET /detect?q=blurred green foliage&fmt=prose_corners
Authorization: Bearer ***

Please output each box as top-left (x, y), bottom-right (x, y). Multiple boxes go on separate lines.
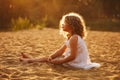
top-left (11, 17), bottom-right (33, 31)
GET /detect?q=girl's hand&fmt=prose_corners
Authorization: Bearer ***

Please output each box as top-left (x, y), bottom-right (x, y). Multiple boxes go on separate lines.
top-left (50, 59), bottom-right (63, 64)
top-left (47, 56), bottom-right (52, 62)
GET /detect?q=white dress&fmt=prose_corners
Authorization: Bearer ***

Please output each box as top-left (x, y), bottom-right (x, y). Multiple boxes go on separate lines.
top-left (62, 35), bottom-right (100, 70)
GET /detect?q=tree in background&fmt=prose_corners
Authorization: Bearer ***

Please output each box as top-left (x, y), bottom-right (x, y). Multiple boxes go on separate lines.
top-left (0, 0), bottom-right (13, 30)
top-left (102, 0), bottom-right (120, 19)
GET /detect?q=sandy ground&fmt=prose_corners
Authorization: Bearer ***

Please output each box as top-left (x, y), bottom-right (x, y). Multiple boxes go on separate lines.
top-left (0, 28), bottom-right (120, 80)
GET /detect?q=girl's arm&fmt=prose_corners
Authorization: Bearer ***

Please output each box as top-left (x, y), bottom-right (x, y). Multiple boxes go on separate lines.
top-left (49, 44), bottom-right (67, 60)
top-left (50, 35), bottom-right (78, 64)
top-left (20, 44), bottom-right (67, 63)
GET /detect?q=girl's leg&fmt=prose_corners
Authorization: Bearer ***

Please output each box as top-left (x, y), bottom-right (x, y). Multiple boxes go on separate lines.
top-left (19, 56), bottom-right (48, 63)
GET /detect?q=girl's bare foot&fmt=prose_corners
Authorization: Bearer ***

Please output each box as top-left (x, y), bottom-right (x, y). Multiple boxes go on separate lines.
top-left (19, 57), bottom-right (33, 63)
top-left (21, 53), bottom-right (30, 58)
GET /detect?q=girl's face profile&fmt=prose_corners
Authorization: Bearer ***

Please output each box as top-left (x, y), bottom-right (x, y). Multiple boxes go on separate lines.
top-left (61, 21), bottom-right (72, 32)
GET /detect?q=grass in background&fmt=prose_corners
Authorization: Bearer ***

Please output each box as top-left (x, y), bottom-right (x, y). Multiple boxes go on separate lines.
top-left (10, 16), bottom-right (58, 31)
top-left (11, 17), bottom-right (33, 31)
top-left (11, 17), bottom-right (45, 31)
top-left (86, 19), bottom-right (120, 32)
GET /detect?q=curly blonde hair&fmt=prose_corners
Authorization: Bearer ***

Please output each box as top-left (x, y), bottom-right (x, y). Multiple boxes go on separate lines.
top-left (59, 12), bottom-right (87, 39)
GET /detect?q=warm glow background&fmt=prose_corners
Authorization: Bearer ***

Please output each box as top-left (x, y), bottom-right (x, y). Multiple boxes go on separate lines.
top-left (0, 0), bottom-right (120, 31)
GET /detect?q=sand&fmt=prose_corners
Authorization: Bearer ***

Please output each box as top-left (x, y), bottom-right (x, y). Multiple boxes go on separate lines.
top-left (0, 28), bottom-right (120, 80)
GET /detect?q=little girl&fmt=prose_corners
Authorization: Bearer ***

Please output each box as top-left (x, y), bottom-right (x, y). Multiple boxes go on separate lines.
top-left (20, 12), bottom-right (100, 70)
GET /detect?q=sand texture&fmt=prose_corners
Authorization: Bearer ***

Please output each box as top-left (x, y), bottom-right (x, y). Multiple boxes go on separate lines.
top-left (0, 28), bottom-right (120, 80)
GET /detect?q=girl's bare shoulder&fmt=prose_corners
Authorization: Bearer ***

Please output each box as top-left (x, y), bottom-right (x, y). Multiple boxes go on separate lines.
top-left (69, 35), bottom-right (78, 44)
